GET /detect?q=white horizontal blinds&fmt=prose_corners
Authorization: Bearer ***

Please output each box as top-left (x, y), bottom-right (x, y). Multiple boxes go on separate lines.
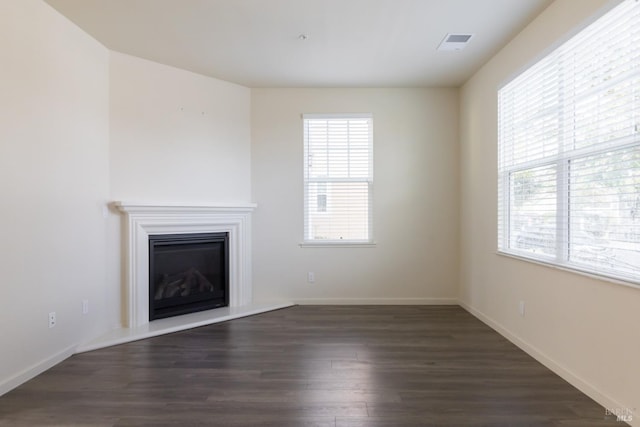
top-left (498, 52), bottom-right (562, 168)
top-left (304, 114), bottom-right (373, 242)
top-left (569, 147), bottom-right (640, 279)
top-left (564, 2), bottom-right (640, 153)
top-left (498, 0), bottom-right (640, 283)
top-left (507, 164), bottom-right (558, 257)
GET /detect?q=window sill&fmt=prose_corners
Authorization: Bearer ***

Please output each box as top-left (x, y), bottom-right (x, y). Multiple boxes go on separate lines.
top-left (299, 241), bottom-right (377, 248)
top-left (496, 250), bottom-right (640, 290)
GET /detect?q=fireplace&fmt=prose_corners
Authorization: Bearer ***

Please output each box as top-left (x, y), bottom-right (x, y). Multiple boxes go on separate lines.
top-left (149, 233), bottom-right (229, 320)
top-left (113, 202), bottom-right (255, 328)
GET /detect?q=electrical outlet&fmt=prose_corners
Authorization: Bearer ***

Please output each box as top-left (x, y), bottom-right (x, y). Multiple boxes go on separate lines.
top-left (48, 312), bottom-right (56, 328)
top-left (307, 272), bottom-right (315, 283)
top-left (82, 299), bottom-right (89, 315)
top-left (518, 301), bottom-right (526, 317)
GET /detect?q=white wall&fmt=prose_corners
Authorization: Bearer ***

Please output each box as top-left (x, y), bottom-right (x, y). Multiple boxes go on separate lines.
top-left (460, 0), bottom-right (640, 422)
top-left (251, 88), bottom-right (459, 303)
top-left (0, 0), bottom-right (110, 393)
top-left (109, 52), bottom-right (251, 204)
top-left (107, 52), bottom-right (253, 326)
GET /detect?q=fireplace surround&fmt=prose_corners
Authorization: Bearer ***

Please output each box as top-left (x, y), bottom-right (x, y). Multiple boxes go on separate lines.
top-left (74, 201), bottom-right (293, 354)
top-left (114, 202), bottom-right (255, 328)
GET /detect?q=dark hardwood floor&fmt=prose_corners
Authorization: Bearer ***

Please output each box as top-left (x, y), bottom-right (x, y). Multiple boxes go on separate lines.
top-left (0, 306), bottom-right (623, 426)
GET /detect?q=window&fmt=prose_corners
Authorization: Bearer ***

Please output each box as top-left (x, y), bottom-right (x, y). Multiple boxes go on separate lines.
top-left (498, 0), bottom-right (640, 284)
top-left (303, 114), bottom-right (373, 244)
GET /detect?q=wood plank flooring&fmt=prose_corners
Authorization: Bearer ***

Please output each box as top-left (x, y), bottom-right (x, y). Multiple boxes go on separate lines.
top-left (0, 306), bottom-right (623, 426)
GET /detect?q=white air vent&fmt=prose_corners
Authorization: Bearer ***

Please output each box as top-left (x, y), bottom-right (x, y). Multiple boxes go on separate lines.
top-left (437, 33), bottom-right (474, 51)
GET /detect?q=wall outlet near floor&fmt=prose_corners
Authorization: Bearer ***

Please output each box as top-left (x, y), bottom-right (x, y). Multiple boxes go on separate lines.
top-left (48, 312), bottom-right (56, 328)
top-left (307, 272), bottom-right (315, 283)
top-left (518, 300), bottom-right (526, 317)
top-left (82, 299), bottom-right (89, 315)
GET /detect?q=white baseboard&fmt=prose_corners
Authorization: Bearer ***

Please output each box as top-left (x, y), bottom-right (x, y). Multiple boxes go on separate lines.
top-left (293, 297), bottom-right (459, 305)
top-left (458, 301), bottom-right (637, 427)
top-left (0, 345), bottom-right (76, 397)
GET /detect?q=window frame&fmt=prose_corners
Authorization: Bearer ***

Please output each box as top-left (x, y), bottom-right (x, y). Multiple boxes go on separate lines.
top-left (301, 113), bottom-right (375, 247)
top-left (497, 0), bottom-right (640, 286)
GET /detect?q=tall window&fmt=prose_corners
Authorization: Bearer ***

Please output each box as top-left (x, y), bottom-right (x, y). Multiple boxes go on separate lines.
top-left (498, 0), bottom-right (640, 284)
top-left (303, 114), bottom-right (373, 244)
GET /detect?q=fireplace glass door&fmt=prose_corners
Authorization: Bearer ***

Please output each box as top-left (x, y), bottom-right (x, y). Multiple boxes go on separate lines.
top-left (149, 233), bottom-right (229, 320)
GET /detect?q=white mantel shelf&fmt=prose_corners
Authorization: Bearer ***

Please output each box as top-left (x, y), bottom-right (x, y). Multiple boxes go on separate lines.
top-left (77, 301), bottom-right (294, 353)
top-left (113, 201), bottom-right (258, 213)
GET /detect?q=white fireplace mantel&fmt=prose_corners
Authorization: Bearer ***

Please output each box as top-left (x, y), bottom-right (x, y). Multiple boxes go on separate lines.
top-left (113, 201), bottom-right (257, 328)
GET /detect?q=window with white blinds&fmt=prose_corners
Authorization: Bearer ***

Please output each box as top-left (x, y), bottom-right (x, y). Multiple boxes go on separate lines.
top-left (303, 114), bottom-right (373, 244)
top-left (498, 0), bottom-right (640, 284)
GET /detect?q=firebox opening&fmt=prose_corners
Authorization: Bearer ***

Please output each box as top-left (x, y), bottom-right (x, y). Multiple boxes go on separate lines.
top-left (149, 232), bottom-right (229, 321)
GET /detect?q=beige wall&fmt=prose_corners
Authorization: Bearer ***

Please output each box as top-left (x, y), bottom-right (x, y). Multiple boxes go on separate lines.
top-left (109, 51), bottom-right (251, 204)
top-left (251, 88), bottom-right (459, 303)
top-left (460, 0), bottom-right (640, 421)
top-left (0, 0), bottom-right (110, 393)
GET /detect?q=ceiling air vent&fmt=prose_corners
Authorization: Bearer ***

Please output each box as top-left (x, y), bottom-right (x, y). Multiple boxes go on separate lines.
top-left (437, 33), bottom-right (474, 51)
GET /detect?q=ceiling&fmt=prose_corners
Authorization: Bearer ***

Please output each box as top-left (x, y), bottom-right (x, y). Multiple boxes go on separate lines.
top-left (44, 0), bottom-right (553, 88)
